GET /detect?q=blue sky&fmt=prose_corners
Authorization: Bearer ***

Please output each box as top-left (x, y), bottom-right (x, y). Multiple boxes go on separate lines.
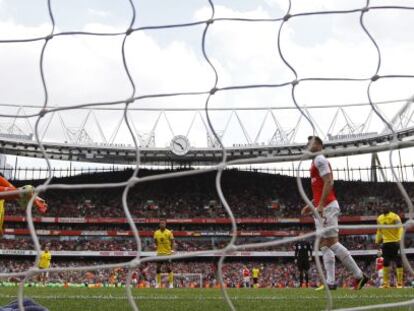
top-left (0, 0), bottom-right (285, 30)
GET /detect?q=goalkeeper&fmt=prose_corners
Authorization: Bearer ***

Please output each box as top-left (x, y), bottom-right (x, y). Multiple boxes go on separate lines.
top-left (0, 298), bottom-right (48, 311)
top-left (0, 173), bottom-right (47, 234)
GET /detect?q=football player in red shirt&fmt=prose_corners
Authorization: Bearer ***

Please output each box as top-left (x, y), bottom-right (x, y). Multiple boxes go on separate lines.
top-left (302, 136), bottom-right (368, 290)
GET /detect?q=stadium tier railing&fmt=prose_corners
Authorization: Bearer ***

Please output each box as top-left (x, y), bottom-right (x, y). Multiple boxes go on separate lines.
top-left (3, 228), bottom-right (412, 237)
top-left (0, 249), bottom-right (412, 258)
top-left (3, 215), bottom-right (403, 224)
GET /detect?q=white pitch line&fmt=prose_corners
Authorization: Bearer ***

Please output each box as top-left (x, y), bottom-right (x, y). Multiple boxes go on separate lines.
top-left (0, 294), bottom-right (413, 301)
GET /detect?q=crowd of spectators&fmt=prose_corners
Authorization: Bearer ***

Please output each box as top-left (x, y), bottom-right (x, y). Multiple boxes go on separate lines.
top-left (6, 222), bottom-right (301, 232)
top-left (4, 169), bottom-right (411, 219)
top-left (0, 235), bottom-right (409, 252)
top-left (1, 169), bottom-right (412, 289)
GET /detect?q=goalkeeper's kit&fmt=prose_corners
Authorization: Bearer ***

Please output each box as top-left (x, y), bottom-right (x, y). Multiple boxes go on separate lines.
top-left (0, 176), bottom-right (47, 213)
top-left (0, 298), bottom-right (48, 311)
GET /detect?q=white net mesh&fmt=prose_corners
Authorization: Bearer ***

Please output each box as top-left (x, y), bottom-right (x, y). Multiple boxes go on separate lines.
top-left (0, 0), bottom-right (414, 310)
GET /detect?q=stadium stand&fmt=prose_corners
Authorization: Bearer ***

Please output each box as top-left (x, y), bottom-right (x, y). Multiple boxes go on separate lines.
top-left (0, 169), bottom-right (413, 289)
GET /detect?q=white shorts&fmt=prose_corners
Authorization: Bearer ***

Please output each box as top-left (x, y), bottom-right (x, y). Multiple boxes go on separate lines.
top-left (40, 271), bottom-right (49, 278)
top-left (243, 277), bottom-right (250, 283)
top-left (377, 269), bottom-right (383, 278)
top-left (313, 200), bottom-right (340, 238)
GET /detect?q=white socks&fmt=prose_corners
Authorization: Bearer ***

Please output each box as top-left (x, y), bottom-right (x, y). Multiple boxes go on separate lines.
top-left (321, 246), bottom-right (336, 285)
top-left (330, 242), bottom-right (363, 279)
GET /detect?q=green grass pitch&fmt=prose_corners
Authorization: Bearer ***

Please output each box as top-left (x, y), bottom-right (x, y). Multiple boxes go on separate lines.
top-left (0, 288), bottom-right (413, 311)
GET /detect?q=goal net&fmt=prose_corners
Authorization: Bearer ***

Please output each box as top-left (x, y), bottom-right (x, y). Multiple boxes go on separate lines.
top-left (0, 1), bottom-right (414, 311)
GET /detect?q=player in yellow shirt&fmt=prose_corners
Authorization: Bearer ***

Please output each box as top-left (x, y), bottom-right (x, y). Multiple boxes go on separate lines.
top-left (154, 219), bottom-right (175, 288)
top-left (0, 199), bottom-right (4, 236)
top-left (375, 209), bottom-right (403, 288)
top-left (252, 266), bottom-right (260, 288)
top-left (38, 246), bottom-right (52, 284)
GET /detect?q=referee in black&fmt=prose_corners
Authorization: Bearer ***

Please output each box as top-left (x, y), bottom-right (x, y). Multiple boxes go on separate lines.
top-left (294, 239), bottom-right (312, 288)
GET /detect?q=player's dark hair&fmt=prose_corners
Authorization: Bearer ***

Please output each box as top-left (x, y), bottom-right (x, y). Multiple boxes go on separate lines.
top-left (307, 136), bottom-right (323, 146)
top-left (159, 218), bottom-right (167, 223)
top-left (381, 206), bottom-right (390, 215)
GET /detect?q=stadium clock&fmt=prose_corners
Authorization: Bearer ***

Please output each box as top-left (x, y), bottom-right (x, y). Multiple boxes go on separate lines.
top-left (170, 135), bottom-right (191, 156)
